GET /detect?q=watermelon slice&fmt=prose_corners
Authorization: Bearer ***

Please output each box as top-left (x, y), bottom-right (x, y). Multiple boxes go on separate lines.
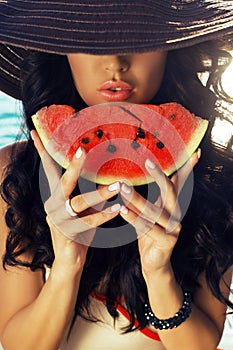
top-left (32, 103), bottom-right (208, 185)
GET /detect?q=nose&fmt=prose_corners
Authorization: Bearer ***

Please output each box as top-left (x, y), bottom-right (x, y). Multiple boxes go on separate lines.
top-left (103, 55), bottom-right (130, 73)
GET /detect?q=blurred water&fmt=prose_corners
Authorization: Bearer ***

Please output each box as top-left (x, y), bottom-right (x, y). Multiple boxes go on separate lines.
top-left (0, 91), bottom-right (25, 148)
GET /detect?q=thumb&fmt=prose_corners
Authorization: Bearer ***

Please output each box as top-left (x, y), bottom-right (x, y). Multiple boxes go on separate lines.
top-left (171, 148), bottom-right (201, 195)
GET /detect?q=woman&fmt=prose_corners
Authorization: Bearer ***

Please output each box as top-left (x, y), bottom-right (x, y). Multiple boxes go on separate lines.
top-left (0, 1), bottom-right (233, 349)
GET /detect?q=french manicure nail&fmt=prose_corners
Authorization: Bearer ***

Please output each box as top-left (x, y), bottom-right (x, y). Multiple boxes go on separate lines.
top-left (121, 183), bottom-right (132, 194)
top-left (108, 182), bottom-right (120, 192)
top-left (111, 203), bottom-right (121, 212)
top-left (145, 158), bottom-right (156, 169)
top-left (75, 147), bottom-right (83, 159)
top-left (120, 206), bottom-right (129, 215)
top-left (197, 148), bottom-right (201, 159)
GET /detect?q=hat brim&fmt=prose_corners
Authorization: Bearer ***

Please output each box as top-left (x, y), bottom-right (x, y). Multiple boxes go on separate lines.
top-left (1, 0), bottom-right (233, 100)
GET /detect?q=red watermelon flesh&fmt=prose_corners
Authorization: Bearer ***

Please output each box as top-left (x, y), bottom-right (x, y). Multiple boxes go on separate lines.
top-left (32, 103), bottom-right (208, 185)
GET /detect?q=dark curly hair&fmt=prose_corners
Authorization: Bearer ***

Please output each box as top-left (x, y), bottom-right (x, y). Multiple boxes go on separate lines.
top-left (1, 37), bottom-right (233, 334)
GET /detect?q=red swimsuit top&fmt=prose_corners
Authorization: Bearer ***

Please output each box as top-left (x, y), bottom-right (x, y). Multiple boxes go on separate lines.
top-left (90, 292), bottom-right (222, 349)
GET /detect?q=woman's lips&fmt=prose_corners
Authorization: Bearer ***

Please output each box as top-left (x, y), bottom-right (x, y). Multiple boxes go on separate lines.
top-left (97, 80), bottom-right (133, 102)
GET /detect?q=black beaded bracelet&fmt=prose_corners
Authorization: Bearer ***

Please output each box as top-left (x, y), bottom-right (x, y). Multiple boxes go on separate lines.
top-left (144, 290), bottom-right (192, 330)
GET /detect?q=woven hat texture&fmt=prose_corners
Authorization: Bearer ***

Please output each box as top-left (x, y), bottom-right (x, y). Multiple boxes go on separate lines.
top-left (1, 0), bottom-right (233, 99)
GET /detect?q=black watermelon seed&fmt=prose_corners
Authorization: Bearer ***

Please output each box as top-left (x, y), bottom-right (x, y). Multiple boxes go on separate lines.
top-left (136, 127), bottom-right (145, 139)
top-left (96, 129), bottom-right (104, 138)
top-left (81, 137), bottom-right (90, 144)
top-left (156, 141), bottom-right (165, 149)
top-left (170, 114), bottom-right (176, 120)
top-left (131, 140), bottom-right (140, 149)
top-left (107, 144), bottom-right (117, 153)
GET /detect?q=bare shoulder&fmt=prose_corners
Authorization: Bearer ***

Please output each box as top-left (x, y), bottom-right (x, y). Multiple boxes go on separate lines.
top-left (194, 268), bottom-right (232, 336)
top-left (0, 140), bottom-right (44, 337)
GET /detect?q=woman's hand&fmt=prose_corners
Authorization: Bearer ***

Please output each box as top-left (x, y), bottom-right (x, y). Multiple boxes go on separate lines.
top-left (119, 150), bottom-right (201, 277)
top-left (31, 130), bottom-right (121, 274)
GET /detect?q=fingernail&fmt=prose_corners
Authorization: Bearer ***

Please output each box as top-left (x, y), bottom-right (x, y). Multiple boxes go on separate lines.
top-left (145, 159), bottom-right (156, 169)
top-left (197, 148), bottom-right (201, 159)
top-left (121, 183), bottom-right (132, 194)
top-left (108, 182), bottom-right (120, 192)
top-left (120, 205), bottom-right (128, 215)
top-left (75, 147), bottom-right (83, 159)
top-left (111, 203), bottom-right (121, 212)
top-left (30, 131), bottom-right (35, 141)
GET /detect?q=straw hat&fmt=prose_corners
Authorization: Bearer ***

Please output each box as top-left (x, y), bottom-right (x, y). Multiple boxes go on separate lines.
top-left (1, 0), bottom-right (233, 100)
